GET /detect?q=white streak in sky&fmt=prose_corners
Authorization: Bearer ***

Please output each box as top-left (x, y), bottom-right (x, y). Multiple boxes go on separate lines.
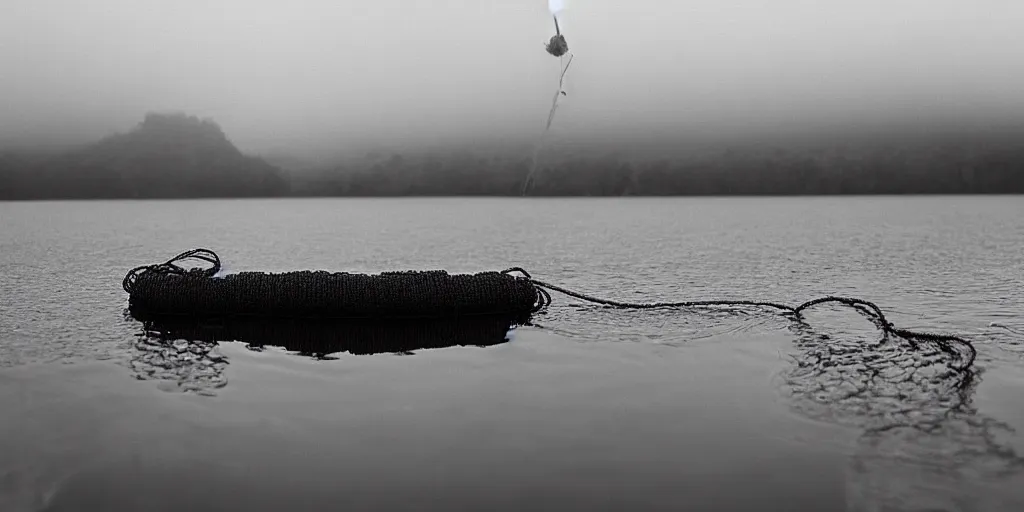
top-left (548, 0), bottom-right (565, 15)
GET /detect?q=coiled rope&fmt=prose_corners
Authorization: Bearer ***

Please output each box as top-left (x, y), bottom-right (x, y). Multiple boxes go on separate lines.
top-left (501, 267), bottom-right (978, 376)
top-left (124, 249), bottom-right (540, 321)
top-left (123, 248), bottom-right (221, 294)
top-left (120, 250), bottom-right (977, 379)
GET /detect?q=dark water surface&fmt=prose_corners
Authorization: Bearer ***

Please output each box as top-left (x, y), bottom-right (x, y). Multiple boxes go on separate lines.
top-left (1, 197), bottom-right (1023, 511)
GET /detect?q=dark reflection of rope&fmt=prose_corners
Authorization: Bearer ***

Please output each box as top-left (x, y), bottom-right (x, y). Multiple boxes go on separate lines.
top-left (781, 317), bottom-right (1024, 508)
top-left (126, 312), bottom-right (525, 394)
top-left (129, 323), bottom-right (228, 395)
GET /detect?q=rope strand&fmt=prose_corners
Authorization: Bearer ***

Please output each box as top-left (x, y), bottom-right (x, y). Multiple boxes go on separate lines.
top-left (504, 268), bottom-right (978, 376)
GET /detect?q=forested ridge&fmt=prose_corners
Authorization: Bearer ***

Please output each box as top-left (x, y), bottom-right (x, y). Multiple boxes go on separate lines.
top-left (3, 114), bottom-right (1023, 199)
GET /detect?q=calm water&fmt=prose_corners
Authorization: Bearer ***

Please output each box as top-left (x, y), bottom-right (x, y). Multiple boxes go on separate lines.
top-left (1, 196), bottom-right (1023, 511)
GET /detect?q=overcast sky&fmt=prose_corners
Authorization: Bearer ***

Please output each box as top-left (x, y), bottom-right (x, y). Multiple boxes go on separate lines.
top-left (2, 0), bottom-right (1023, 156)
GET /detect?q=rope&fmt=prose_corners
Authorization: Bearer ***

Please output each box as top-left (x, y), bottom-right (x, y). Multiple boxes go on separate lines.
top-left (990, 322), bottom-right (1024, 336)
top-left (123, 248), bottom-right (220, 294)
top-left (522, 52), bottom-right (575, 196)
top-left (124, 250), bottom-right (539, 320)
top-left (501, 268), bottom-right (978, 378)
top-left (120, 250), bottom-right (978, 381)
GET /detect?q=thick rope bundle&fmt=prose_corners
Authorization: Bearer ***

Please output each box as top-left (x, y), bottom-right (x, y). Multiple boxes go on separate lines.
top-left (124, 249), bottom-right (543, 320)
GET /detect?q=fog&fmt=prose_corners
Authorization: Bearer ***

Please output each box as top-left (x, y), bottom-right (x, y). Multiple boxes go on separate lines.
top-left (2, 0), bottom-right (1024, 157)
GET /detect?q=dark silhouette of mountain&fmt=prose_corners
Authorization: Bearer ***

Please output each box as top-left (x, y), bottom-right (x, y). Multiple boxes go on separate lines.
top-left (0, 113), bottom-right (286, 199)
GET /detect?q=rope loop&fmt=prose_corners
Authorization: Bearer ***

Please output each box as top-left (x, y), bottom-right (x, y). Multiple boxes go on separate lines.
top-left (501, 267), bottom-right (533, 279)
top-left (123, 248), bottom-right (221, 294)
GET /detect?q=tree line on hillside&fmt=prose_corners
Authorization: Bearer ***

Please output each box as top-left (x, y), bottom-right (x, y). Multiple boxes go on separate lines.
top-left (2, 115), bottom-right (1024, 199)
top-left (288, 143), bottom-right (1024, 196)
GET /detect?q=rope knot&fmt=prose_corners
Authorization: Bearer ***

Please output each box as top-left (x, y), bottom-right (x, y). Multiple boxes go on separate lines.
top-left (123, 248), bottom-right (221, 294)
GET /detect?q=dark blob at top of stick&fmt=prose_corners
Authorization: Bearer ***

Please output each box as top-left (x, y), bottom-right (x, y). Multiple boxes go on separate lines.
top-left (546, 34), bottom-right (569, 57)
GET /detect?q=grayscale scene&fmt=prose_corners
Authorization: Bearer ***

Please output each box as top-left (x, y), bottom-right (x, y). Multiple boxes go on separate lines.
top-left (2, 1), bottom-right (1023, 510)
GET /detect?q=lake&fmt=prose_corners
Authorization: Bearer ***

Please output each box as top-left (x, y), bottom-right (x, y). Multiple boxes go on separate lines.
top-left (1, 196), bottom-right (1023, 511)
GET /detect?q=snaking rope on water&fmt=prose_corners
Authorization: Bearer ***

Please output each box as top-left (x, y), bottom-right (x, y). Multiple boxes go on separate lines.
top-left (123, 249), bottom-right (977, 388)
top-left (504, 267), bottom-right (979, 383)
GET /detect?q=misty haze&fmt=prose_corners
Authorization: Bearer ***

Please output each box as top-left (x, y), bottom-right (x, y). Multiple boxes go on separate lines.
top-left (3, 0), bottom-right (1024, 197)
top-left (2, 2), bottom-right (1024, 512)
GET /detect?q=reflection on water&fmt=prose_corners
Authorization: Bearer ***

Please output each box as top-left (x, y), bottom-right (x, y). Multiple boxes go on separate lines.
top-left (130, 312), bottom-right (525, 394)
top-left (3, 196), bottom-right (1024, 511)
top-left (514, 299), bottom-right (1024, 510)
top-left (777, 309), bottom-right (1024, 511)
top-left (532, 303), bottom-right (788, 344)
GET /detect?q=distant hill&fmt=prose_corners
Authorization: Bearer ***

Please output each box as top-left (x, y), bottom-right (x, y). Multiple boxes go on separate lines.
top-left (0, 113), bottom-right (287, 199)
